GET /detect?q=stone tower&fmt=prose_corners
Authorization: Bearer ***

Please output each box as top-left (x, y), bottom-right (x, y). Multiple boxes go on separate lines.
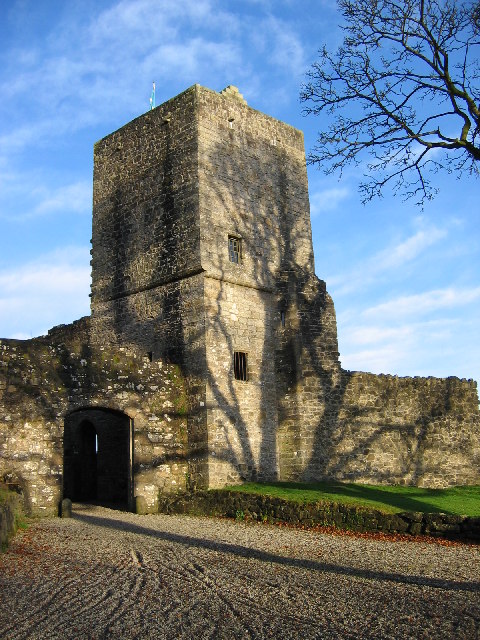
top-left (1, 84), bottom-right (478, 517)
top-left (90, 84), bottom-right (341, 488)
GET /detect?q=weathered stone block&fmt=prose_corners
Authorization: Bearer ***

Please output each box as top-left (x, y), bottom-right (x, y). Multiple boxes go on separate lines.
top-left (61, 498), bottom-right (72, 518)
top-left (135, 496), bottom-right (149, 515)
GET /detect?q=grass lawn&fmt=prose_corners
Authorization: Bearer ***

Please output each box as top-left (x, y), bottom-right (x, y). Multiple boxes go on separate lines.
top-left (224, 481), bottom-right (480, 517)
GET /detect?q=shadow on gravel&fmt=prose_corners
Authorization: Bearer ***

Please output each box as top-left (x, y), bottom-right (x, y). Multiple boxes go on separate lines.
top-left (72, 511), bottom-right (480, 594)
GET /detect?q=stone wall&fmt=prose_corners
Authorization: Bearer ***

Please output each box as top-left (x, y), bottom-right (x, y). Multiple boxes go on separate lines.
top-left (195, 86), bottom-right (342, 487)
top-left (279, 370), bottom-right (480, 488)
top-left (91, 86), bottom-right (200, 306)
top-left (276, 275), bottom-right (341, 480)
top-left (328, 372), bottom-right (480, 487)
top-left (0, 488), bottom-right (23, 549)
top-left (0, 321), bottom-right (193, 515)
top-left (204, 278), bottom-right (279, 485)
top-left (90, 86), bottom-right (210, 489)
top-left (197, 85), bottom-right (315, 285)
top-left (157, 489), bottom-right (480, 541)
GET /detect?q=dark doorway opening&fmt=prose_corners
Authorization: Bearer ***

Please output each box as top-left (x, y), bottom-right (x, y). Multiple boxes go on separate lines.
top-left (64, 408), bottom-right (133, 510)
top-left (74, 420), bottom-right (98, 500)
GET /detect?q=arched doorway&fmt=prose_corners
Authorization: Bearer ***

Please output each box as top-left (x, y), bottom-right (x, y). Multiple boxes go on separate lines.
top-left (64, 408), bottom-right (133, 510)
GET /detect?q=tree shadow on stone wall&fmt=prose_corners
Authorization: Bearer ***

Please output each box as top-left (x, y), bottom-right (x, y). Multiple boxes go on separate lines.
top-left (315, 375), bottom-right (475, 488)
top-left (202, 133), bottom-right (476, 490)
top-left (195, 132), bottom-right (291, 482)
top-left (86, 105), bottom-right (478, 492)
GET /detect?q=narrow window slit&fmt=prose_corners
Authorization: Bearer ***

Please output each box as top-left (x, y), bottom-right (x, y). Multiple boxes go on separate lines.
top-left (228, 236), bottom-right (242, 264)
top-left (234, 352), bottom-right (248, 381)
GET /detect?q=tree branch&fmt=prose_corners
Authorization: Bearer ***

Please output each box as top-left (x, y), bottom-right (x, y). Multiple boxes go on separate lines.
top-left (301, 0), bottom-right (480, 203)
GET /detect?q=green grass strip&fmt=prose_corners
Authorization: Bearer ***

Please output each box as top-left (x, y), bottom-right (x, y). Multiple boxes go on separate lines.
top-left (224, 482), bottom-right (480, 516)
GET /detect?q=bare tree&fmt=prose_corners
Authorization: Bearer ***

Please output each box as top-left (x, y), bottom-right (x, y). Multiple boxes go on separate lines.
top-left (301, 0), bottom-right (480, 204)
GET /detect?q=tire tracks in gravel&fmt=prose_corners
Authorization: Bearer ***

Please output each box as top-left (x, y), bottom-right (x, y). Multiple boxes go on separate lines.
top-left (1, 506), bottom-right (479, 640)
top-left (1, 538), bottom-right (146, 640)
top-left (142, 538), bottom-right (320, 636)
top-left (118, 539), bottom-right (258, 638)
top-left (0, 571), bottom-right (83, 640)
top-left (44, 545), bottom-right (150, 639)
top-left (91, 556), bottom-right (149, 635)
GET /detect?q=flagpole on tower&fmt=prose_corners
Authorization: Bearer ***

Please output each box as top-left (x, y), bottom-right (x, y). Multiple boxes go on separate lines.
top-left (150, 82), bottom-right (156, 110)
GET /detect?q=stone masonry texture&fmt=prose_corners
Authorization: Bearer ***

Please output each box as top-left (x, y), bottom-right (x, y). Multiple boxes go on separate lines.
top-left (0, 84), bottom-right (479, 516)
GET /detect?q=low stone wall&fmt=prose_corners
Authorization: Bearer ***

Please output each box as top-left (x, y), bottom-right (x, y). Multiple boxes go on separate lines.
top-left (157, 490), bottom-right (480, 541)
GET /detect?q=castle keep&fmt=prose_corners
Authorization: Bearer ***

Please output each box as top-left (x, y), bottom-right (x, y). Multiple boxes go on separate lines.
top-left (1, 84), bottom-right (479, 515)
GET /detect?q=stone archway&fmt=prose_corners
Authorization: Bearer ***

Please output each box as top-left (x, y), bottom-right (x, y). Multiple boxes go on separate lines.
top-left (64, 408), bottom-right (133, 510)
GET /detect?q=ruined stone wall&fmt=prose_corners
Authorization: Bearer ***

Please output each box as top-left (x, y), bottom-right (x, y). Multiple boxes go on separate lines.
top-left (197, 86), bottom-right (315, 285)
top-left (276, 277), bottom-right (342, 480)
top-left (281, 369), bottom-right (480, 488)
top-left (325, 372), bottom-right (480, 487)
top-left (91, 273), bottom-right (206, 369)
top-left (2, 83), bottom-right (478, 509)
top-left (0, 324), bottom-right (193, 515)
top-left (90, 84), bottom-right (204, 365)
top-left (90, 87), bottom-right (210, 488)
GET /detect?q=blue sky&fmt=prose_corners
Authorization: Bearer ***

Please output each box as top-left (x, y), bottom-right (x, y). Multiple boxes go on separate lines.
top-left (0, 0), bottom-right (479, 384)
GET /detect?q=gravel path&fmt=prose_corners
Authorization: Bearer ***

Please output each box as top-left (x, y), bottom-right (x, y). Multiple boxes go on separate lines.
top-left (0, 504), bottom-right (479, 640)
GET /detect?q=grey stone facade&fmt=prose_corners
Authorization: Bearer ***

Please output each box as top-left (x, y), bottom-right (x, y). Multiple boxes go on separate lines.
top-left (1, 84), bottom-right (479, 515)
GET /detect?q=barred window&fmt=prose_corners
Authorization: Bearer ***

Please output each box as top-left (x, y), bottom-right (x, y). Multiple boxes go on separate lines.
top-left (228, 236), bottom-right (242, 264)
top-left (234, 351), bottom-right (248, 381)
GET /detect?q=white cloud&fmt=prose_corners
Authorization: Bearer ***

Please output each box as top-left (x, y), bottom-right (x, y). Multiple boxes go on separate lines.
top-left (340, 345), bottom-right (407, 374)
top-left (263, 15), bottom-right (307, 77)
top-left (330, 223), bottom-right (449, 295)
top-left (33, 181), bottom-right (91, 216)
top-left (0, 247), bottom-right (91, 338)
top-left (0, 2), bottom-right (239, 154)
top-left (363, 287), bottom-right (480, 319)
top-left (345, 324), bottom-right (415, 345)
top-left (310, 187), bottom-right (350, 215)
top-left (0, 178), bottom-right (91, 221)
top-left (0, 0), bottom-right (313, 165)
top-left (142, 39), bottom-right (240, 79)
top-left (373, 227), bottom-right (447, 271)
top-left (339, 316), bottom-right (479, 380)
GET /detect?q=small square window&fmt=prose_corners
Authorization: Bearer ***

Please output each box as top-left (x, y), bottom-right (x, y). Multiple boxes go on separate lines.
top-left (228, 236), bottom-right (242, 264)
top-left (234, 351), bottom-right (248, 381)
